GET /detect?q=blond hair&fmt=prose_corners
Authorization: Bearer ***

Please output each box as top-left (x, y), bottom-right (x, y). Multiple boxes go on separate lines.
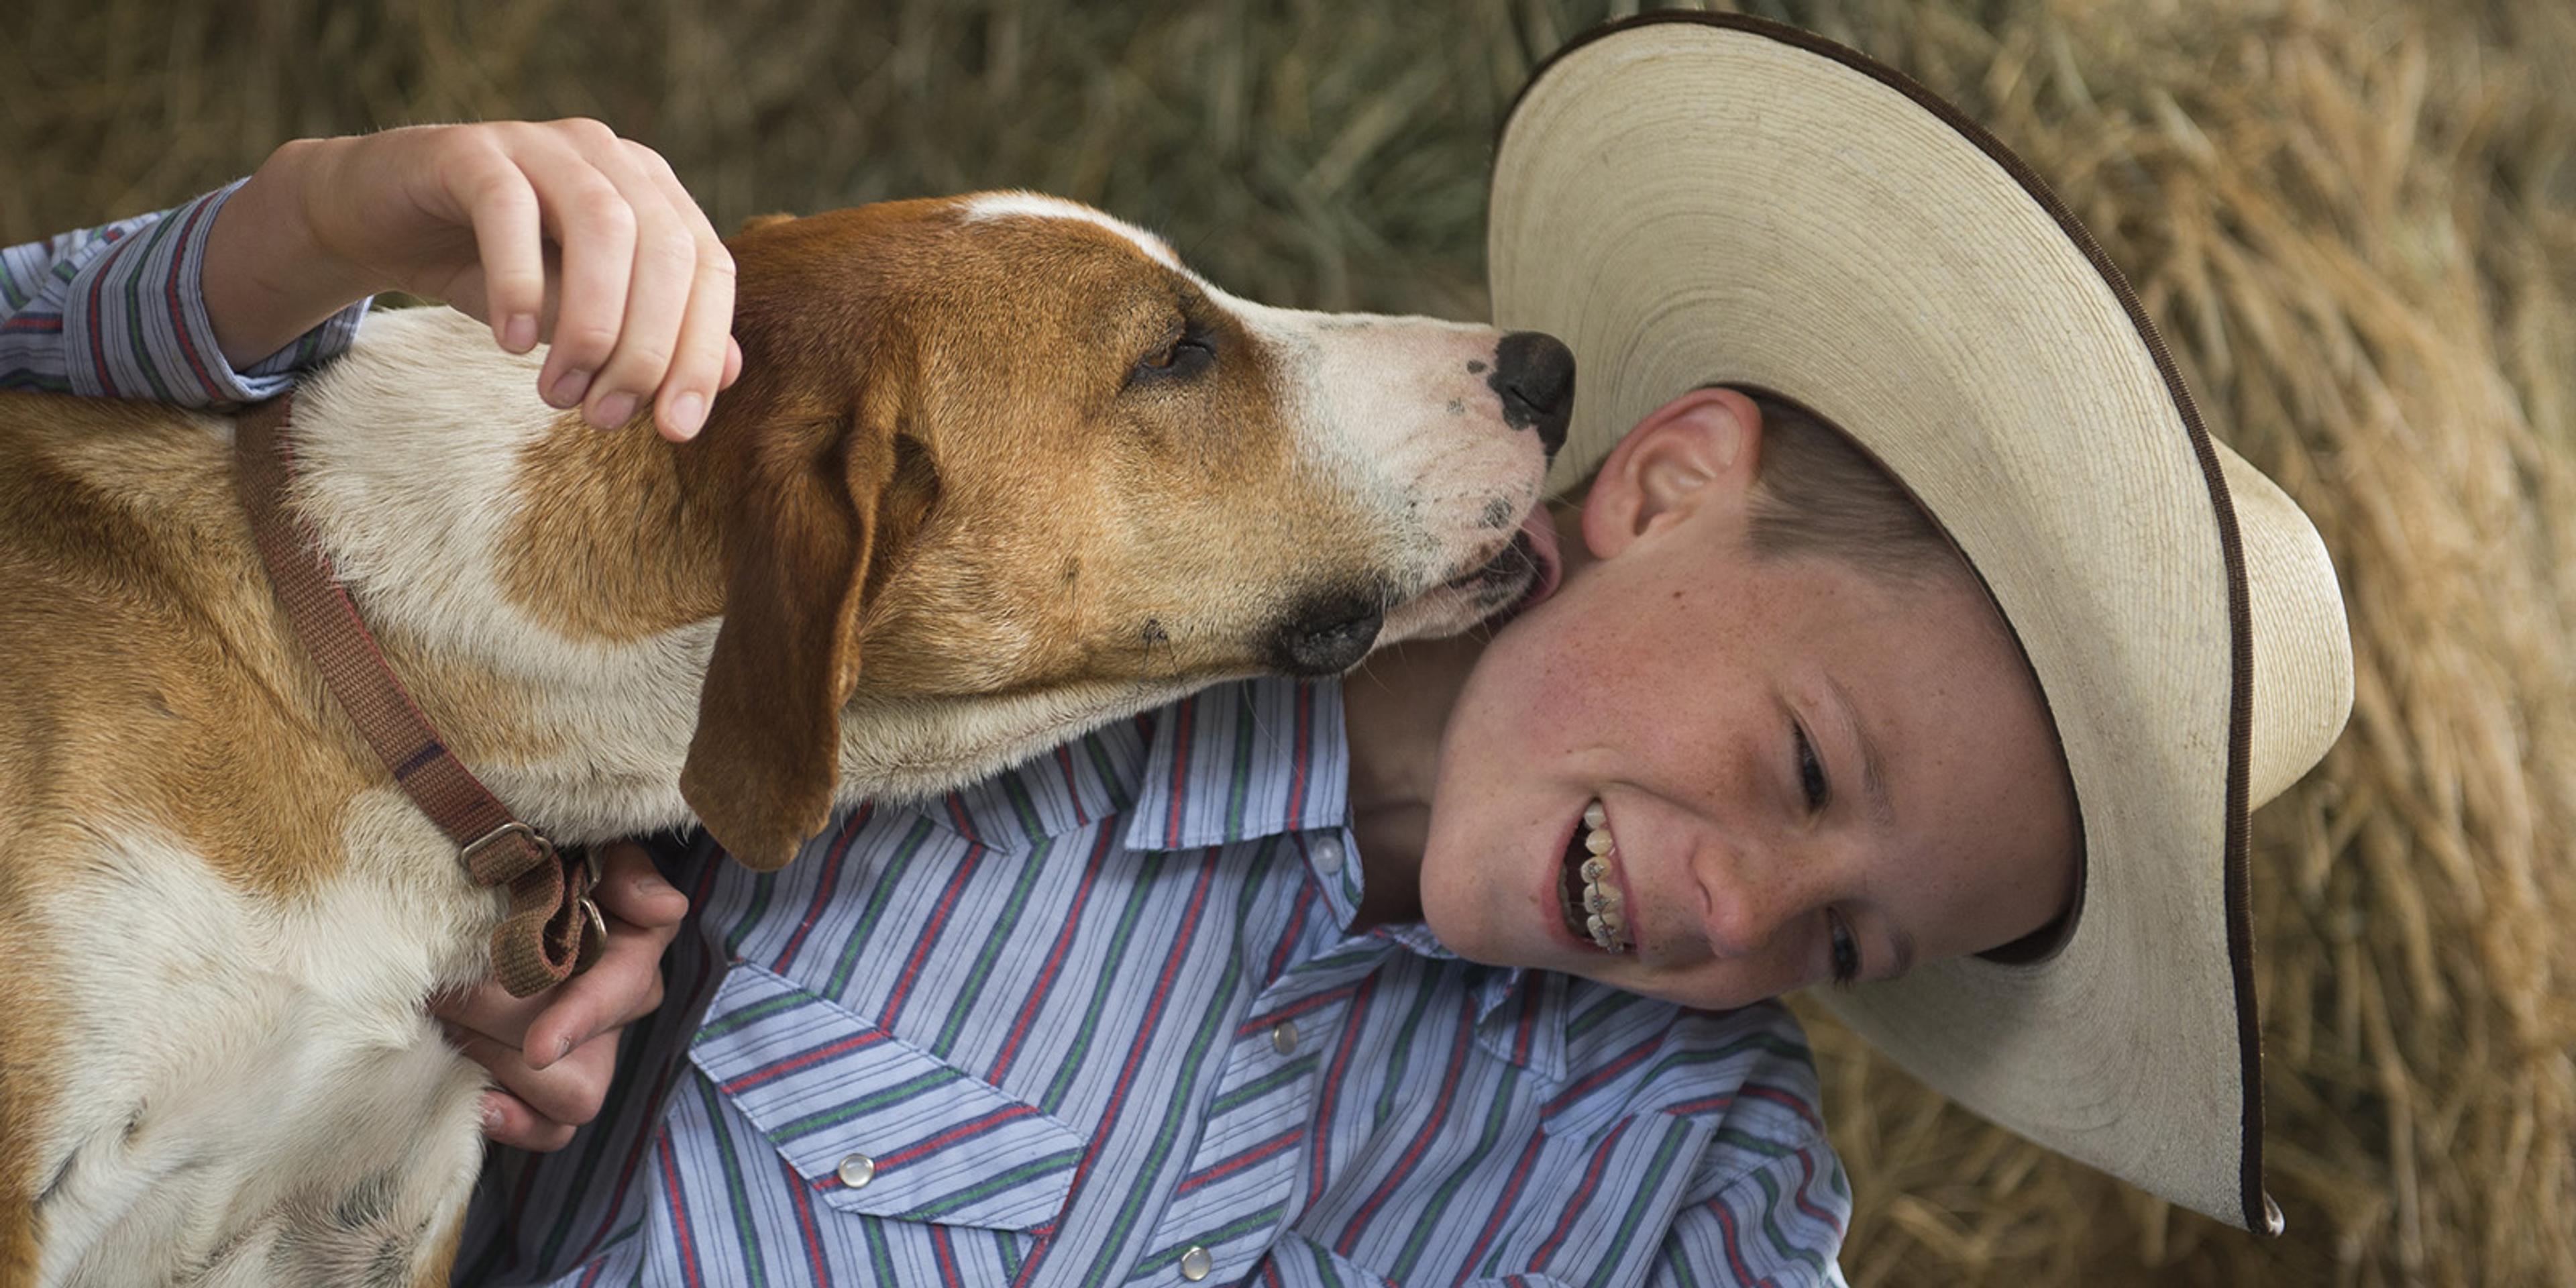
top-left (1738, 388), bottom-right (1970, 588)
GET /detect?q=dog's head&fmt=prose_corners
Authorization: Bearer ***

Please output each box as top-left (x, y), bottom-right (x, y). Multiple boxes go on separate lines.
top-left (678, 194), bottom-right (1569, 869)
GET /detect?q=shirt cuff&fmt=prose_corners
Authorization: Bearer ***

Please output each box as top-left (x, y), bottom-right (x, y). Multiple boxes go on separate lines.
top-left (60, 179), bottom-right (372, 405)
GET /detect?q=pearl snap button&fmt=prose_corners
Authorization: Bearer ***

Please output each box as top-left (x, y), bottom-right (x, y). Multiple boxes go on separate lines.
top-left (1271, 1022), bottom-right (1299, 1056)
top-left (1311, 837), bottom-right (1344, 873)
top-left (837, 1153), bottom-right (876, 1189)
top-left (1179, 1245), bottom-right (1214, 1281)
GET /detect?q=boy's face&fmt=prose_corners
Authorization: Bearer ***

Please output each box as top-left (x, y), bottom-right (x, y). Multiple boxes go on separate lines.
top-left (1417, 390), bottom-right (2078, 1011)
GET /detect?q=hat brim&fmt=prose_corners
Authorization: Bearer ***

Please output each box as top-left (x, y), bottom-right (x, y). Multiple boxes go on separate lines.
top-left (1489, 13), bottom-right (2274, 1232)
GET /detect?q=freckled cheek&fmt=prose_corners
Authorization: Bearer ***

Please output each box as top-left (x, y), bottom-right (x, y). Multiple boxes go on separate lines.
top-left (1656, 952), bottom-right (1810, 1012)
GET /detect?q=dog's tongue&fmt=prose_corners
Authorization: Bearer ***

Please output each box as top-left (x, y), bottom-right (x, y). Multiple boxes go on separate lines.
top-left (1517, 506), bottom-right (1563, 608)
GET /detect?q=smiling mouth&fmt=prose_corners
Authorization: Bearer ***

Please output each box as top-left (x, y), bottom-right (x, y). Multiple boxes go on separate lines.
top-left (1558, 800), bottom-right (1631, 954)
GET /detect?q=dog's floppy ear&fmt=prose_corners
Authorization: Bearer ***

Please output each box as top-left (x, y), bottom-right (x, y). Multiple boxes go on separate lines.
top-left (680, 390), bottom-right (902, 871)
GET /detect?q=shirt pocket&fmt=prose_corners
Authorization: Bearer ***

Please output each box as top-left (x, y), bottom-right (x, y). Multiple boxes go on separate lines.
top-left (686, 960), bottom-right (1087, 1233)
top-left (1265, 1232), bottom-right (1580, 1288)
top-left (1301, 1110), bottom-right (1712, 1288)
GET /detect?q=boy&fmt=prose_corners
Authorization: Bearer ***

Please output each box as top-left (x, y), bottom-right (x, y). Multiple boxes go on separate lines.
top-left (4, 13), bottom-right (2348, 1284)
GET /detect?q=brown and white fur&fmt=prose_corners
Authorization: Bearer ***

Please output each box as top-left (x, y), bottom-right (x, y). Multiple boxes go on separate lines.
top-left (0, 193), bottom-right (1568, 1286)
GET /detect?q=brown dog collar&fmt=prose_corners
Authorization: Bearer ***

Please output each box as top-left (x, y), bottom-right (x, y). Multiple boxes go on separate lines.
top-left (234, 392), bottom-right (604, 998)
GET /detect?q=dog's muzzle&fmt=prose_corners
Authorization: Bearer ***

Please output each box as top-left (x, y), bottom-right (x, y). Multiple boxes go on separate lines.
top-left (1267, 592), bottom-right (1386, 676)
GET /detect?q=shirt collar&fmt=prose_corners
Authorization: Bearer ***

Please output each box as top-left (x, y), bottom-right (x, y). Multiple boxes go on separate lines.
top-left (1125, 676), bottom-right (1570, 1079)
top-left (1121, 678), bottom-right (1350, 852)
top-left (922, 713), bottom-right (1154, 853)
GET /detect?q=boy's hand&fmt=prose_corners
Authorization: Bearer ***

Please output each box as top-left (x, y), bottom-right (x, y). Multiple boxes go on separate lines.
top-left (431, 840), bottom-right (689, 1151)
top-left (205, 121), bottom-right (741, 441)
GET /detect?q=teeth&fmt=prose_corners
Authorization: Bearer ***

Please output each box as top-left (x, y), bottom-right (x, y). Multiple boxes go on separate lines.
top-left (1575, 801), bottom-right (1628, 953)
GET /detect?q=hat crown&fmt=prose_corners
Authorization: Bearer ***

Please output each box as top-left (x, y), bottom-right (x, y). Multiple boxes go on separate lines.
top-left (2220, 446), bottom-right (2355, 806)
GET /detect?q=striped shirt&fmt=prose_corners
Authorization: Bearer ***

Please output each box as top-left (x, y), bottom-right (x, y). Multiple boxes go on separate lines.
top-left (453, 682), bottom-right (1850, 1287)
top-left (0, 180), bottom-right (368, 402)
top-left (11, 195), bottom-right (1853, 1287)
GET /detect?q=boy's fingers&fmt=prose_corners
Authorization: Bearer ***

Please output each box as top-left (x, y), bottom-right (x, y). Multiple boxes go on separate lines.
top-left (635, 150), bottom-right (734, 442)
top-left (590, 841), bottom-right (691, 929)
top-left (652, 233), bottom-right (735, 441)
top-left (584, 186), bottom-right (696, 432)
top-left (517, 900), bottom-right (674, 1070)
top-left (524, 140), bottom-right (639, 413)
top-left (429, 977), bottom-right (550, 1050)
top-left (477, 1089), bottom-right (578, 1152)
top-left (429, 843), bottom-right (681, 1069)
top-left (451, 1026), bottom-right (619, 1132)
top-left (476, 1090), bottom-right (565, 1152)
top-left (453, 151), bottom-right (548, 354)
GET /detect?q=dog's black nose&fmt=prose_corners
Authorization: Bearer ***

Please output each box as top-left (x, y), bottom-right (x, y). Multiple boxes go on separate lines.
top-left (1489, 331), bottom-right (1575, 459)
top-left (1267, 593), bottom-right (1385, 677)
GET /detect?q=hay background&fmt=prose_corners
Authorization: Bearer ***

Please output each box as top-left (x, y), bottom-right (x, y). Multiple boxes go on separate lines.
top-left (8, 0), bottom-right (2571, 1284)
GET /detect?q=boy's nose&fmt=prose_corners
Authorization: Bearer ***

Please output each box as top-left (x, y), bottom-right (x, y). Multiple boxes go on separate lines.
top-left (1691, 843), bottom-right (1823, 959)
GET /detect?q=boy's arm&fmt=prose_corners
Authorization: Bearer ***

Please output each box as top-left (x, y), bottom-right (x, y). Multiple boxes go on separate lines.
top-left (0, 181), bottom-right (368, 404)
top-left (8, 119), bottom-right (741, 441)
top-left (204, 122), bottom-right (740, 441)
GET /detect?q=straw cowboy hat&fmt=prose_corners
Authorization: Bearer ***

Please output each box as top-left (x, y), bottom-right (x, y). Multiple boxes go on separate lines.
top-left (1489, 12), bottom-right (2353, 1234)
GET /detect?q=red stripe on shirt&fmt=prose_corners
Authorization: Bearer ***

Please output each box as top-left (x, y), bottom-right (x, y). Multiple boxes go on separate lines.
top-left (1528, 1117), bottom-right (1630, 1270)
top-left (720, 1028), bottom-right (890, 1096)
top-left (1306, 975), bottom-right (1383, 1200)
top-left (160, 198), bottom-right (224, 399)
top-left (1334, 996), bottom-right (1478, 1253)
top-left (871, 1103), bottom-right (1040, 1174)
top-left (654, 1129), bottom-right (707, 1288)
top-left (1450, 1131), bottom-right (1548, 1285)
top-left (780, 1155), bottom-right (833, 1283)
top-left (985, 825), bottom-right (1118, 1085)
top-left (1175, 1125), bottom-right (1303, 1196)
top-left (1163, 695), bottom-right (1197, 839)
top-left (80, 230), bottom-right (141, 396)
top-left (1006, 851), bottom-right (1223, 1287)
top-left (877, 835), bottom-right (987, 1030)
top-left (1540, 1032), bottom-right (1660, 1118)
top-left (773, 805), bottom-right (871, 973)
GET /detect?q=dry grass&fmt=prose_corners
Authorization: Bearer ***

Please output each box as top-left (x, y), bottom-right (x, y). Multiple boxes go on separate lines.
top-left (9, 1), bottom-right (2572, 1284)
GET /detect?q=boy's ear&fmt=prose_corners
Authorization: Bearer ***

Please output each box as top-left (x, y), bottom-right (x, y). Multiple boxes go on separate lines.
top-left (1580, 386), bottom-right (1763, 558)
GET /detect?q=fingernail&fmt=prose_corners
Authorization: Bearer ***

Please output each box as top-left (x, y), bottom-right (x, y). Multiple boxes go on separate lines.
top-left (548, 368), bottom-right (592, 409)
top-left (667, 391), bottom-right (706, 440)
top-left (589, 390), bottom-right (638, 429)
top-left (502, 313), bottom-right (538, 354)
top-left (480, 1098), bottom-right (506, 1132)
top-left (555, 1033), bottom-right (577, 1064)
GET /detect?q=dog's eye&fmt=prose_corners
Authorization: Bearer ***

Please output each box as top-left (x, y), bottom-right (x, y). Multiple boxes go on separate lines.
top-left (1132, 323), bottom-right (1216, 382)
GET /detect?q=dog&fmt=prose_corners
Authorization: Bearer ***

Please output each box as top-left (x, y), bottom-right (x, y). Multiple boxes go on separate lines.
top-left (0, 191), bottom-right (1571, 1287)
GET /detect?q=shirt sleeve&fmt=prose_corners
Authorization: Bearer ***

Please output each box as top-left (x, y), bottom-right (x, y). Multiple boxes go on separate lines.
top-left (0, 178), bottom-right (370, 405)
top-left (1648, 1131), bottom-right (1854, 1287)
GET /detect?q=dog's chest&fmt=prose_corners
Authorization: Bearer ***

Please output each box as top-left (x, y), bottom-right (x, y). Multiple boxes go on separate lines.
top-left (31, 793), bottom-right (499, 1286)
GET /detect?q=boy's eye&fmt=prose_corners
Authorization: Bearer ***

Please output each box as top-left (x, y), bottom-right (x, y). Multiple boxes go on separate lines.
top-left (1827, 910), bottom-right (1862, 987)
top-left (1793, 721), bottom-right (1830, 812)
